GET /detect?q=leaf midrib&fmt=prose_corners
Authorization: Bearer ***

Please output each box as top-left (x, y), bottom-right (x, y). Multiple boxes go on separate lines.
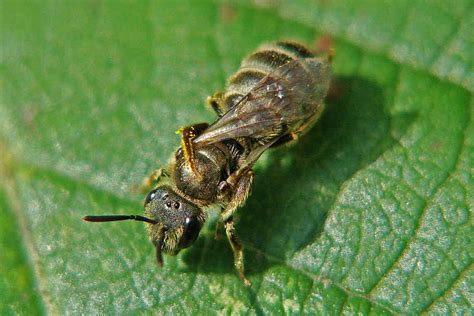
top-left (0, 142), bottom-right (52, 315)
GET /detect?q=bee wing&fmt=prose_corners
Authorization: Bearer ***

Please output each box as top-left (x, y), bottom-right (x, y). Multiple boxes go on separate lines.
top-left (194, 59), bottom-right (327, 145)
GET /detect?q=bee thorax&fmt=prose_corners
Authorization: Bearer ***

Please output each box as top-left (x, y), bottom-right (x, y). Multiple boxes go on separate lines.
top-left (173, 146), bottom-right (226, 202)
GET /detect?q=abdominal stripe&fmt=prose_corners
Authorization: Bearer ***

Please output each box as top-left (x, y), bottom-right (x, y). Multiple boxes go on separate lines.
top-left (222, 42), bottom-right (315, 112)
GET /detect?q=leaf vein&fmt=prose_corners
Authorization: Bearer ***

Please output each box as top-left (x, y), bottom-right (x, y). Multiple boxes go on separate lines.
top-left (0, 140), bottom-right (55, 314)
top-left (235, 1), bottom-right (473, 92)
top-left (245, 244), bottom-right (397, 315)
top-left (430, 2), bottom-right (474, 68)
top-left (366, 95), bottom-right (471, 302)
top-left (422, 262), bottom-right (474, 313)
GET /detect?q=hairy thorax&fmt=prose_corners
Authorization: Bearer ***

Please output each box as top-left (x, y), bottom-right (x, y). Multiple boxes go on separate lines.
top-left (173, 144), bottom-right (231, 204)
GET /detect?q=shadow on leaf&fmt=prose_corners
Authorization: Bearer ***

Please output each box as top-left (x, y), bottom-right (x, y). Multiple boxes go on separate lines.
top-left (181, 76), bottom-right (416, 279)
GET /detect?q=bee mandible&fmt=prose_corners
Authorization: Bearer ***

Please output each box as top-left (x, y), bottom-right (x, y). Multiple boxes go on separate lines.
top-left (84, 40), bottom-right (333, 286)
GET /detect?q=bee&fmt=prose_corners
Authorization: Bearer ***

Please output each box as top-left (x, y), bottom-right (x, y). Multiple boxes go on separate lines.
top-left (84, 40), bottom-right (332, 286)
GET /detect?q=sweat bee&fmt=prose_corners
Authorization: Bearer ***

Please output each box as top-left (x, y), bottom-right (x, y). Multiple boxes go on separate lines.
top-left (84, 40), bottom-right (332, 286)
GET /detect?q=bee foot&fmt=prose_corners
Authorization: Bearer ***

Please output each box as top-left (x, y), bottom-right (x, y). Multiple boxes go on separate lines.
top-left (218, 181), bottom-right (232, 200)
top-left (218, 180), bottom-right (230, 192)
top-left (241, 275), bottom-right (252, 287)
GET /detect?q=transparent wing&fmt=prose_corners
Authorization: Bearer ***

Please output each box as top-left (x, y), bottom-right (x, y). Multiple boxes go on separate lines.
top-left (194, 58), bottom-right (330, 145)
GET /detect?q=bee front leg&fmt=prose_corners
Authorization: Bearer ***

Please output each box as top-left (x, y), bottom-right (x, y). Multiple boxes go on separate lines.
top-left (136, 168), bottom-right (169, 193)
top-left (217, 169), bottom-right (254, 286)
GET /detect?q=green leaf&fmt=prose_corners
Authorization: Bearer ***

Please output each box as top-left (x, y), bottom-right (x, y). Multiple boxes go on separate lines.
top-left (1, 0), bottom-right (472, 314)
top-left (0, 183), bottom-right (42, 315)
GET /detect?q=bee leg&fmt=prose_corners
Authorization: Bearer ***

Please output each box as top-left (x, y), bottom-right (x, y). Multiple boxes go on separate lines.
top-left (218, 169), bottom-right (254, 286)
top-left (224, 217), bottom-right (251, 286)
top-left (269, 132), bottom-right (298, 148)
top-left (315, 36), bottom-right (335, 63)
top-left (134, 168), bottom-right (169, 193)
top-left (177, 123), bottom-right (209, 175)
top-left (206, 92), bottom-right (226, 117)
top-left (219, 169), bottom-right (254, 219)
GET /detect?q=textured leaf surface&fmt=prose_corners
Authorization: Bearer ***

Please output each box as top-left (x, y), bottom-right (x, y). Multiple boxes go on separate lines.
top-left (0, 185), bottom-right (41, 315)
top-left (0, 0), bottom-right (472, 314)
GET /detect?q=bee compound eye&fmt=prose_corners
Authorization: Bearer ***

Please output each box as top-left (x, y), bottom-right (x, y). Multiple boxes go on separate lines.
top-left (144, 189), bottom-right (158, 206)
top-left (179, 216), bottom-right (201, 249)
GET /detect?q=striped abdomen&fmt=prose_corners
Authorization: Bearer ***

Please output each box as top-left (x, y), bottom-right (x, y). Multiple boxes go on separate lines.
top-left (221, 41), bottom-right (315, 114)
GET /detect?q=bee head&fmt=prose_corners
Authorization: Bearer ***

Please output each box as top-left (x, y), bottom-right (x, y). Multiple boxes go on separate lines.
top-left (83, 185), bottom-right (205, 266)
top-left (144, 185), bottom-right (205, 265)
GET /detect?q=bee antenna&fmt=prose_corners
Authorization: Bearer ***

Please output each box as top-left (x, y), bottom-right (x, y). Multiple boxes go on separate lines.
top-left (82, 215), bottom-right (158, 224)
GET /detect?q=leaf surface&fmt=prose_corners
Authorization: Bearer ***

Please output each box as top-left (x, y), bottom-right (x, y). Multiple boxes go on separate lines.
top-left (0, 0), bottom-right (472, 314)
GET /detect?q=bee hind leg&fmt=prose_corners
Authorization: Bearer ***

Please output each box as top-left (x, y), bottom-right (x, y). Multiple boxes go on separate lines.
top-left (269, 132), bottom-right (298, 148)
top-left (206, 92), bottom-right (227, 117)
top-left (217, 169), bottom-right (254, 286)
top-left (314, 36), bottom-right (335, 63)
